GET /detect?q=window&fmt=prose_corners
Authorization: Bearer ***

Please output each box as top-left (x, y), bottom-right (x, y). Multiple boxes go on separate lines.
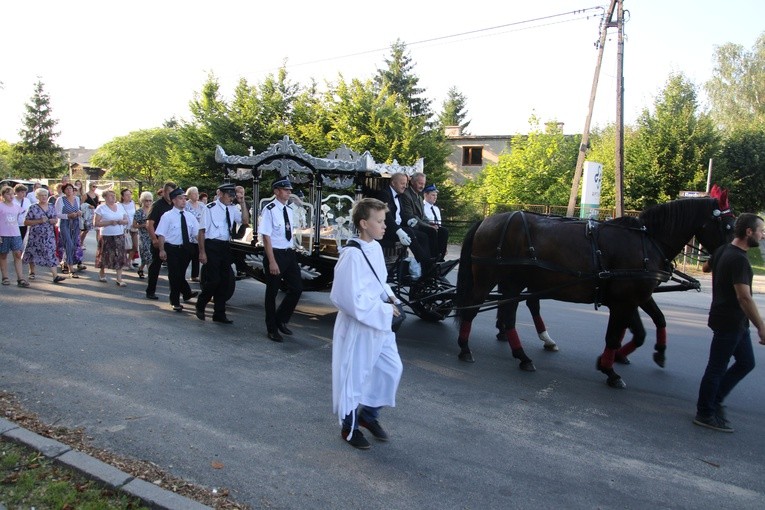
top-left (462, 146), bottom-right (483, 166)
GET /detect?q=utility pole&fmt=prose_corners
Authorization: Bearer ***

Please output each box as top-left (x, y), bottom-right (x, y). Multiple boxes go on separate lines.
top-left (614, 0), bottom-right (625, 216)
top-left (566, 0), bottom-right (618, 217)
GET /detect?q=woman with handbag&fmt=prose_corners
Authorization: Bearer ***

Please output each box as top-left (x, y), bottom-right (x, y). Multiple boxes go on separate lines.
top-left (331, 198), bottom-right (403, 450)
top-left (119, 188), bottom-right (138, 266)
top-left (22, 187), bottom-right (65, 283)
top-left (133, 191), bottom-right (154, 279)
top-left (94, 190), bottom-right (129, 286)
top-left (55, 183), bottom-right (85, 278)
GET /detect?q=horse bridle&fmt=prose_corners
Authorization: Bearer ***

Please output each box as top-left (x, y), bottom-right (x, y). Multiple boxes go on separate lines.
top-left (687, 206), bottom-right (735, 261)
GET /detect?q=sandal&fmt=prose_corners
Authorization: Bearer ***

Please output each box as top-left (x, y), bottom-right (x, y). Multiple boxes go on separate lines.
top-left (71, 272), bottom-right (79, 279)
top-left (1, 277), bottom-right (9, 286)
top-left (17, 279), bottom-right (30, 288)
top-left (53, 275), bottom-right (66, 284)
top-left (98, 276), bottom-right (107, 283)
top-left (137, 269), bottom-right (145, 279)
top-left (76, 264), bottom-right (87, 271)
top-left (28, 272), bottom-right (36, 280)
top-left (115, 280), bottom-right (127, 287)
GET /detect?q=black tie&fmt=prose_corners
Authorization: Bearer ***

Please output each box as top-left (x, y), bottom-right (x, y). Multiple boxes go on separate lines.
top-left (180, 211), bottom-right (190, 246)
top-left (431, 205), bottom-right (438, 223)
top-left (225, 206), bottom-right (235, 237)
top-left (283, 206), bottom-right (292, 241)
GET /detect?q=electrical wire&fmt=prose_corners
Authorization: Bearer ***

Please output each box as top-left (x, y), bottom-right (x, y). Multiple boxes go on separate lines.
top-left (264, 6), bottom-right (606, 72)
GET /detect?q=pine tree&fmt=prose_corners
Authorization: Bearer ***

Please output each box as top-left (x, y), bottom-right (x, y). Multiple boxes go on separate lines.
top-left (12, 80), bottom-right (66, 178)
top-left (374, 39), bottom-right (433, 122)
top-left (438, 86), bottom-right (471, 133)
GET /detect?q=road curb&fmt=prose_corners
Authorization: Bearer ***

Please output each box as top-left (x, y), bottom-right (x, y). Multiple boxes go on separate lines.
top-left (0, 417), bottom-right (211, 510)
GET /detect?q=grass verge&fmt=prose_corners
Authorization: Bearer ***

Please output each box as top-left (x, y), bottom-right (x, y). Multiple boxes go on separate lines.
top-left (749, 246), bottom-right (765, 275)
top-left (1, 438), bottom-right (148, 509)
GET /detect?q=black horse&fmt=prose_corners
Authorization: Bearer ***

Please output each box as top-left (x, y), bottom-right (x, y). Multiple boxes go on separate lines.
top-left (455, 197), bottom-right (735, 388)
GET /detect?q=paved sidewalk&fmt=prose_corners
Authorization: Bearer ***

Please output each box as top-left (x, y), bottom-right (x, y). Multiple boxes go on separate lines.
top-left (0, 418), bottom-right (211, 510)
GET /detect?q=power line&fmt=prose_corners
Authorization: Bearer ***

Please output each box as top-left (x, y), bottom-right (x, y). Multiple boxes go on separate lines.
top-left (263, 6), bottom-right (605, 72)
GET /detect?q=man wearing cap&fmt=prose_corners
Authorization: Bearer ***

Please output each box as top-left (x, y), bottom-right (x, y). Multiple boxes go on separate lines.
top-left (145, 181), bottom-right (177, 300)
top-left (195, 183), bottom-right (249, 324)
top-left (422, 183), bottom-right (449, 261)
top-left (155, 187), bottom-right (200, 312)
top-left (261, 178), bottom-right (302, 342)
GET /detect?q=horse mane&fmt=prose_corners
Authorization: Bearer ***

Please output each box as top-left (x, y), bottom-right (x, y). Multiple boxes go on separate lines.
top-left (638, 197), bottom-right (717, 257)
top-left (608, 215), bottom-right (643, 228)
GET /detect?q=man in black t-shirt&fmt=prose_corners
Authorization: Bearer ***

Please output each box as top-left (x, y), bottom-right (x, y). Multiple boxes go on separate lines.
top-left (145, 181), bottom-right (177, 299)
top-left (694, 213), bottom-right (765, 432)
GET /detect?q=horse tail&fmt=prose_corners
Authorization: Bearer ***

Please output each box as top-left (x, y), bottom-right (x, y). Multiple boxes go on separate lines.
top-left (455, 219), bottom-right (483, 322)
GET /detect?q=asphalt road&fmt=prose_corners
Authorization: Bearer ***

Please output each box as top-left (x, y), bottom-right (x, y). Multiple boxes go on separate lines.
top-left (2, 239), bottom-right (764, 509)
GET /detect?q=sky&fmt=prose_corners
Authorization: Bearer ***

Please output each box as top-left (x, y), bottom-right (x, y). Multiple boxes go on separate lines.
top-left (1, 0), bottom-right (763, 150)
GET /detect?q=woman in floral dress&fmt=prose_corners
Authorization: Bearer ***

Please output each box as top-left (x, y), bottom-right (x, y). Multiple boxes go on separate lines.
top-left (132, 191), bottom-right (154, 279)
top-left (55, 183), bottom-right (85, 278)
top-left (23, 188), bottom-right (65, 283)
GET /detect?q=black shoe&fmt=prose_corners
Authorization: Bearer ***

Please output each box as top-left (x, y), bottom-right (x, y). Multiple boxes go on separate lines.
top-left (359, 418), bottom-right (389, 441)
top-left (277, 323), bottom-right (293, 335)
top-left (212, 315), bottom-right (233, 324)
top-left (693, 413), bottom-right (733, 432)
top-left (341, 429), bottom-right (371, 450)
top-left (146, 294), bottom-right (159, 300)
top-left (195, 306), bottom-right (205, 321)
top-left (267, 331), bottom-right (284, 342)
top-left (183, 291), bottom-right (199, 302)
top-left (172, 305), bottom-right (183, 312)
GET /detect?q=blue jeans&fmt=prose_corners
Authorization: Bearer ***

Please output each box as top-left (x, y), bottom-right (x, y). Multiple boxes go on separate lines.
top-left (342, 406), bottom-right (381, 431)
top-left (696, 328), bottom-right (755, 416)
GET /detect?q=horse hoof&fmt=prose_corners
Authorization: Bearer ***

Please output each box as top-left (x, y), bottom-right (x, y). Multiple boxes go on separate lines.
top-left (543, 344), bottom-right (559, 352)
top-left (614, 353), bottom-right (631, 365)
top-left (496, 332), bottom-right (504, 341)
top-left (653, 352), bottom-right (666, 368)
top-left (519, 360), bottom-right (536, 372)
top-left (458, 350), bottom-right (475, 363)
top-left (607, 376), bottom-right (626, 389)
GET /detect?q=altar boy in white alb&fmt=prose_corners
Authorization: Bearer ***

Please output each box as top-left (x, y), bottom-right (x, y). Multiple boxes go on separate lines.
top-left (331, 198), bottom-right (403, 450)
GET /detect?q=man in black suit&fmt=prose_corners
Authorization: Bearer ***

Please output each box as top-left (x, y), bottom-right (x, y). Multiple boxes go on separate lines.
top-left (377, 172), bottom-right (432, 275)
top-left (399, 172), bottom-right (447, 262)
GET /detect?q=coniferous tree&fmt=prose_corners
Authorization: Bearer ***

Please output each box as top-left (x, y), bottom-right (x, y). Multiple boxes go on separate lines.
top-left (438, 87), bottom-right (471, 133)
top-left (11, 80), bottom-right (66, 178)
top-left (374, 39), bottom-right (433, 122)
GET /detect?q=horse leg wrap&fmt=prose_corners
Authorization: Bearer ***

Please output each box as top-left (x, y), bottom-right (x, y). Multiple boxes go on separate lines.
top-left (599, 348), bottom-right (616, 369)
top-left (458, 321), bottom-right (472, 349)
top-left (618, 341), bottom-right (638, 357)
top-left (532, 316), bottom-right (547, 334)
top-left (655, 328), bottom-right (667, 350)
top-left (505, 329), bottom-right (522, 350)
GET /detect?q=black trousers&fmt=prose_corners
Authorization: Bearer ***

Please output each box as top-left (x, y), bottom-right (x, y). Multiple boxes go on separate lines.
top-left (198, 239), bottom-right (235, 317)
top-left (146, 244), bottom-right (162, 296)
top-left (264, 248), bottom-right (303, 333)
top-left (165, 244), bottom-right (192, 306)
top-left (189, 243), bottom-right (200, 279)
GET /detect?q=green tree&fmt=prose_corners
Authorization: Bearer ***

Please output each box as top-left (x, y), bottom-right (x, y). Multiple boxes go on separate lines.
top-left (170, 74), bottom-right (244, 191)
top-left (715, 126), bottom-right (765, 213)
top-left (625, 73), bottom-right (718, 209)
top-left (374, 39), bottom-right (433, 122)
top-left (90, 128), bottom-right (178, 189)
top-left (0, 140), bottom-right (13, 177)
top-left (438, 86), bottom-right (471, 133)
top-left (11, 80), bottom-right (66, 178)
top-left (477, 116), bottom-right (579, 211)
top-left (705, 32), bottom-right (765, 130)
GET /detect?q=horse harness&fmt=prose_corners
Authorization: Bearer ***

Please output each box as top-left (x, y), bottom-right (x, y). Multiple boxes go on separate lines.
top-left (474, 211), bottom-right (675, 307)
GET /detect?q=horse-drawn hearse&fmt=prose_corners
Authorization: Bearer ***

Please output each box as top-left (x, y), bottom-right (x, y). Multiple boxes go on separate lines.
top-left (216, 137), bottom-right (736, 388)
top-left (214, 136), bottom-right (457, 320)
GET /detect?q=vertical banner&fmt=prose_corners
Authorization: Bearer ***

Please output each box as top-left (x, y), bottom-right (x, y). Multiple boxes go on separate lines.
top-left (580, 161), bottom-right (602, 219)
